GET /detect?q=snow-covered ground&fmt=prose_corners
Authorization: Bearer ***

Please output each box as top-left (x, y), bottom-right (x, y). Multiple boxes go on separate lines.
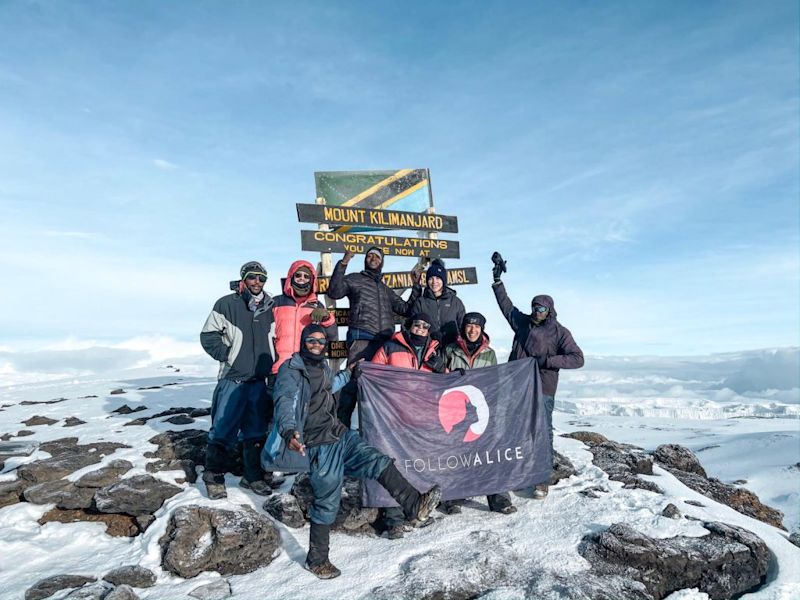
top-left (0, 347), bottom-right (798, 599)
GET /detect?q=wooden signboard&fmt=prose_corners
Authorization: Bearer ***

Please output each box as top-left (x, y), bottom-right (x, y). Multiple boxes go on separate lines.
top-left (306, 267), bottom-right (479, 293)
top-left (297, 203), bottom-right (458, 233)
top-left (300, 230), bottom-right (459, 259)
top-left (325, 340), bottom-right (349, 360)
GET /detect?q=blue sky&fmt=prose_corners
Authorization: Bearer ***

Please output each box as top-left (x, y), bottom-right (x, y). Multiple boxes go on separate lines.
top-left (0, 0), bottom-right (797, 357)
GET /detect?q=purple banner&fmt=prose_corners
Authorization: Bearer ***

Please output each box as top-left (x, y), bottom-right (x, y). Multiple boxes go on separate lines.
top-left (357, 358), bottom-right (552, 506)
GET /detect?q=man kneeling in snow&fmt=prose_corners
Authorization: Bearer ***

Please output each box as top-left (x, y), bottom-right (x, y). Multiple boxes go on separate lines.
top-left (262, 324), bottom-right (442, 579)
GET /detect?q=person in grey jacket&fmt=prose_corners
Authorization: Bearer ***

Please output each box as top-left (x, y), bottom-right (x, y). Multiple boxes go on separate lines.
top-left (263, 324), bottom-right (441, 579)
top-left (200, 261), bottom-right (276, 499)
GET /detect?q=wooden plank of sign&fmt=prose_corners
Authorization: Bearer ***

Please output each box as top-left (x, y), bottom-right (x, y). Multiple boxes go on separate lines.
top-left (300, 230), bottom-right (460, 259)
top-left (296, 203), bottom-right (458, 233)
top-left (325, 340), bottom-right (349, 359)
top-left (303, 267), bottom-right (479, 293)
top-left (327, 308), bottom-right (404, 326)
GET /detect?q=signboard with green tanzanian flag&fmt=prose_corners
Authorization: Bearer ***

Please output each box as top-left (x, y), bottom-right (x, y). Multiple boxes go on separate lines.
top-left (314, 169), bottom-right (433, 232)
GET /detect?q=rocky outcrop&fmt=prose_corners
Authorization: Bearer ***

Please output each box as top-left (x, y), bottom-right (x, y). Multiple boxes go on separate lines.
top-left (292, 474), bottom-right (379, 533)
top-left (111, 405), bottom-right (147, 415)
top-left (0, 478), bottom-right (27, 508)
top-left (75, 460), bottom-right (134, 488)
top-left (64, 581), bottom-right (114, 598)
top-left (561, 432), bottom-right (662, 494)
top-left (38, 508), bottom-right (142, 537)
top-left (551, 451), bottom-right (577, 485)
top-left (189, 579), bottom-right (232, 599)
top-left (661, 503), bottom-right (681, 519)
top-left (579, 521), bottom-right (771, 600)
top-left (262, 493), bottom-right (305, 528)
top-left (25, 575), bottom-right (96, 600)
top-left (103, 565), bottom-right (156, 588)
top-left (22, 415), bottom-right (59, 426)
top-left (23, 479), bottom-right (96, 509)
top-left (145, 429), bottom-right (209, 483)
top-left (105, 586), bottom-right (141, 600)
top-left (160, 506), bottom-right (281, 578)
top-left (654, 444), bottom-right (785, 529)
top-left (17, 438), bottom-right (129, 485)
top-left (64, 417), bottom-right (87, 427)
top-left (94, 475), bottom-right (182, 516)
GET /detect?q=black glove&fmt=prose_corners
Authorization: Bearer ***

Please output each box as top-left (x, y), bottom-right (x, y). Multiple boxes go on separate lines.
top-left (456, 368), bottom-right (466, 376)
top-left (424, 350), bottom-right (446, 373)
top-left (491, 251), bottom-right (507, 282)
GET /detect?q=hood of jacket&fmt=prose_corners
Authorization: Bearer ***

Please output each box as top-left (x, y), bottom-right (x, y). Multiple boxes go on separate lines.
top-left (284, 260), bottom-right (319, 302)
top-left (532, 294), bottom-right (557, 319)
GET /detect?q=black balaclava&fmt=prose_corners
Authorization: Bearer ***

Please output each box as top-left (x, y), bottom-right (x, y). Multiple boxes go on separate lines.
top-left (364, 246), bottom-right (384, 274)
top-left (300, 324), bottom-right (327, 364)
top-left (291, 265), bottom-right (313, 297)
top-left (462, 312), bottom-right (486, 356)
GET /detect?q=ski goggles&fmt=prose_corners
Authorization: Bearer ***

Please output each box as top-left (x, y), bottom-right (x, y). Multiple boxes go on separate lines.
top-left (533, 305), bottom-right (549, 314)
top-left (411, 320), bottom-right (431, 330)
top-left (245, 273), bottom-right (267, 283)
top-left (304, 337), bottom-right (327, 346)
top-left (293, 271), bottom-right (312, 282)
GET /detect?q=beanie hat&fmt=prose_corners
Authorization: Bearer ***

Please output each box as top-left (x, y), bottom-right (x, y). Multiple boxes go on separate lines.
top-left (426, 259), bottom-right (447, 285)
top-left (366, 246), bottom-right (384, 260)
top-left (240, 261), bottom-right (267, 279)
top-left (301, 323), bottom-right (327, 339)
top-left (462, 312), bottom-right (486, 329)
top-left (411, 312), bottom-right (434, 326)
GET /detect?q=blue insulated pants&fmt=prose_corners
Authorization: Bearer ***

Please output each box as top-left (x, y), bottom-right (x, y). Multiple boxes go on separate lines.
top-left (307, 430), bottom-right (392, 525)
top-left (207, 379), bottom-right (270, 448)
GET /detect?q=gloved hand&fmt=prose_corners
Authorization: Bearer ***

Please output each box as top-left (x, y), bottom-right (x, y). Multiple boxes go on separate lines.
top-left (491, 251), bottom-right (507, 282)
top-left (424, 350), bottom-right (446, 373)
top-left (341, 250), bottom-right (355, 266)
top-left (310, 307), bottom-right (329, 323)
top-left (410, 263), bottom-right (425, 286)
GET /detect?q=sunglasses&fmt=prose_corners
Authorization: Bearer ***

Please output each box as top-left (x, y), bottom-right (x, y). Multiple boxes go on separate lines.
top-left (411, 320), bottom-right (431, 330)
top-left (293, 272), bottom-right (311, 281)
top-left (304, 337), bottom-right (327, 346)
top-left (245, 274), bottom-right (267, 283)
top-left (533, 306), bottom-right (549, 314)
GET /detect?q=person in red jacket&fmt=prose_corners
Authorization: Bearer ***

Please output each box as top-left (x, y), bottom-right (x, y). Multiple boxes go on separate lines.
top-left (271, 261), bottom-right (337, 375)
top-left (371, 312), bottom-right (446, 538)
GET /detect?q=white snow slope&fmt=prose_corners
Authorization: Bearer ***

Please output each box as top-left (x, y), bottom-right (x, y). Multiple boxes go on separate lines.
top-left (0, 349), bottom-right (798, 600)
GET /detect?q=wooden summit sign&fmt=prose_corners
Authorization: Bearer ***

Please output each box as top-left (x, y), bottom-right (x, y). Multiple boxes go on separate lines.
top-left (297, 203), bottom-right (458, 234)
top-left (312, 267), bottom-right (478, 293)
top-left (300, 230), bottom-right (460, 259)
top-left (325, 340), bottom-right (348, 360)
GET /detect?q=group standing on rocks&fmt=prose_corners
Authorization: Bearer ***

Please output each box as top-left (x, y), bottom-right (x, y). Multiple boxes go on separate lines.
top-left (199, 249), bottom-right (585, 579)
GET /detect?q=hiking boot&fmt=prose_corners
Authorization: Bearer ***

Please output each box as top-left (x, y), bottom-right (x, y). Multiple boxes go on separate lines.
top-left (304, 559), bottom-right (341, 579)
top-left (240, 477), bottom-right (272, 496)
top-left (202, 470), bottom-right (227, 500)
top-left (441, 500), bottom-right (461, 515)
top-left (493, 504), bottom-right (517, 515)
top-left (415, 485), bottom-right (442, 523)
top-left (533, 484), bottom-right (549, 500)
top-left (267, 472), bottom-right (286, 488)
top-left (382, 525), bottom-right (405, 540)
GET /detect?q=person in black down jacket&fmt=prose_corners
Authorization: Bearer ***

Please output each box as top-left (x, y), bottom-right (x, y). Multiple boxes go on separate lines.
top-left (406, 259), bottom-right (465, 346)
top-left (200, 261), bottom-right (276, 500)
top-left (326, 246), bottom-right (421, 427)
top-left (491, 253), bottom-right (584, 499)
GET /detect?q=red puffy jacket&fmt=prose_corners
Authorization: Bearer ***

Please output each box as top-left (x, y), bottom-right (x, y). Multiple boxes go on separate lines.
top-left (371, 331), bottom-right (441, 372)
top-left (271, 260), bottom-right (336, 374)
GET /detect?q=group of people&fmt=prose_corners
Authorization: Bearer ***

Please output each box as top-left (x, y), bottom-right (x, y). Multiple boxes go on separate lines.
top-left (200, 247), bottom-right (584, 579)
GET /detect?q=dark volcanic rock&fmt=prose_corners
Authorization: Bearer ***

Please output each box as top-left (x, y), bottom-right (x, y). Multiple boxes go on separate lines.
top-left (263, 493), bottom-right (305, 528)
top-left (23, 479), bottom-right (96, 509)
top-left (0, 478), bottom-right (27, 508)
top-left (25, 575), bottom-right (96, 600)
top-left (146, 459), bottom-right (198, 483)
top-left (110, 388), bottom-right (126, 395)
top-left (38, 508), bottom-right (141, 537)
top-left (94, 475), bottom-right (182, 516)
top-left (160, 505), bottom-right (281, 578)
top-left (76, 460), bottom-right (134, 488)
top-left (21, 398), bottom-right (68, 405)
top-left (64, 581), bottom-right (114, 598)
top-left (653, 444), bottom-right (707, 477)
top-left (22, 415), bottom-right (58, 426)
top-left (105, 586), bottom-right (141, 600)
top-left (654, 444), bottom-right (784, 529)
top-left (579, 521), bottom-right (771, 600)
top-left (111, 404), bottom-right (147, 415)
top-left (562, 432), bottom-right (662, 494)
top-left (103, 565), bottom-right (156, 588)
top-left (685, 499), bottom-right (706, 507)
top-left (123, 418), bottom-right (148, 426)
top-left (63, 417), bottom-right (87, 427)
top-left (18, 438), bottom-right (130, 485)
top-left (189, 579), bottom-right (232, 599)
top-left (789, 532), bottom-right (800, 548)
top-left (145, 429), bottom-right (208, 482)
top-left (16, 429), bottom-right (35, 437)
top-left (661, 503), bottom-right (681, 519)
top-left (292, 474), bottom-right (379, 533)
top-left (164, 414), bottom-right (195, 425)
top-left (551, 451), bottom-right (577, 485)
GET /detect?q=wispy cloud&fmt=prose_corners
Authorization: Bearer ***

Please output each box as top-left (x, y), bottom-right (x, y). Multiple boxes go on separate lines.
top-left (152, 158), bottom-right (178, 171)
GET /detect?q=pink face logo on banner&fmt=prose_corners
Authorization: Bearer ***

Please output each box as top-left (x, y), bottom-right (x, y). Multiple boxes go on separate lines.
top-left (438, 385), bottom-right (490, 442)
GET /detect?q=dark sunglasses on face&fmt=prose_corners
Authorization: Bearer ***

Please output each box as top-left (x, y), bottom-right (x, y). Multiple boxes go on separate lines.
top-left (293, 272), bottom-right (311, 281)
top-left (246, 274), bottom-right (267, 283)
top-left (411, 320), bottom-right (431, 330)
top-left (533, 306), bottom-right (549, 314)
top-left (304, 337), bottom-right (326, 346)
